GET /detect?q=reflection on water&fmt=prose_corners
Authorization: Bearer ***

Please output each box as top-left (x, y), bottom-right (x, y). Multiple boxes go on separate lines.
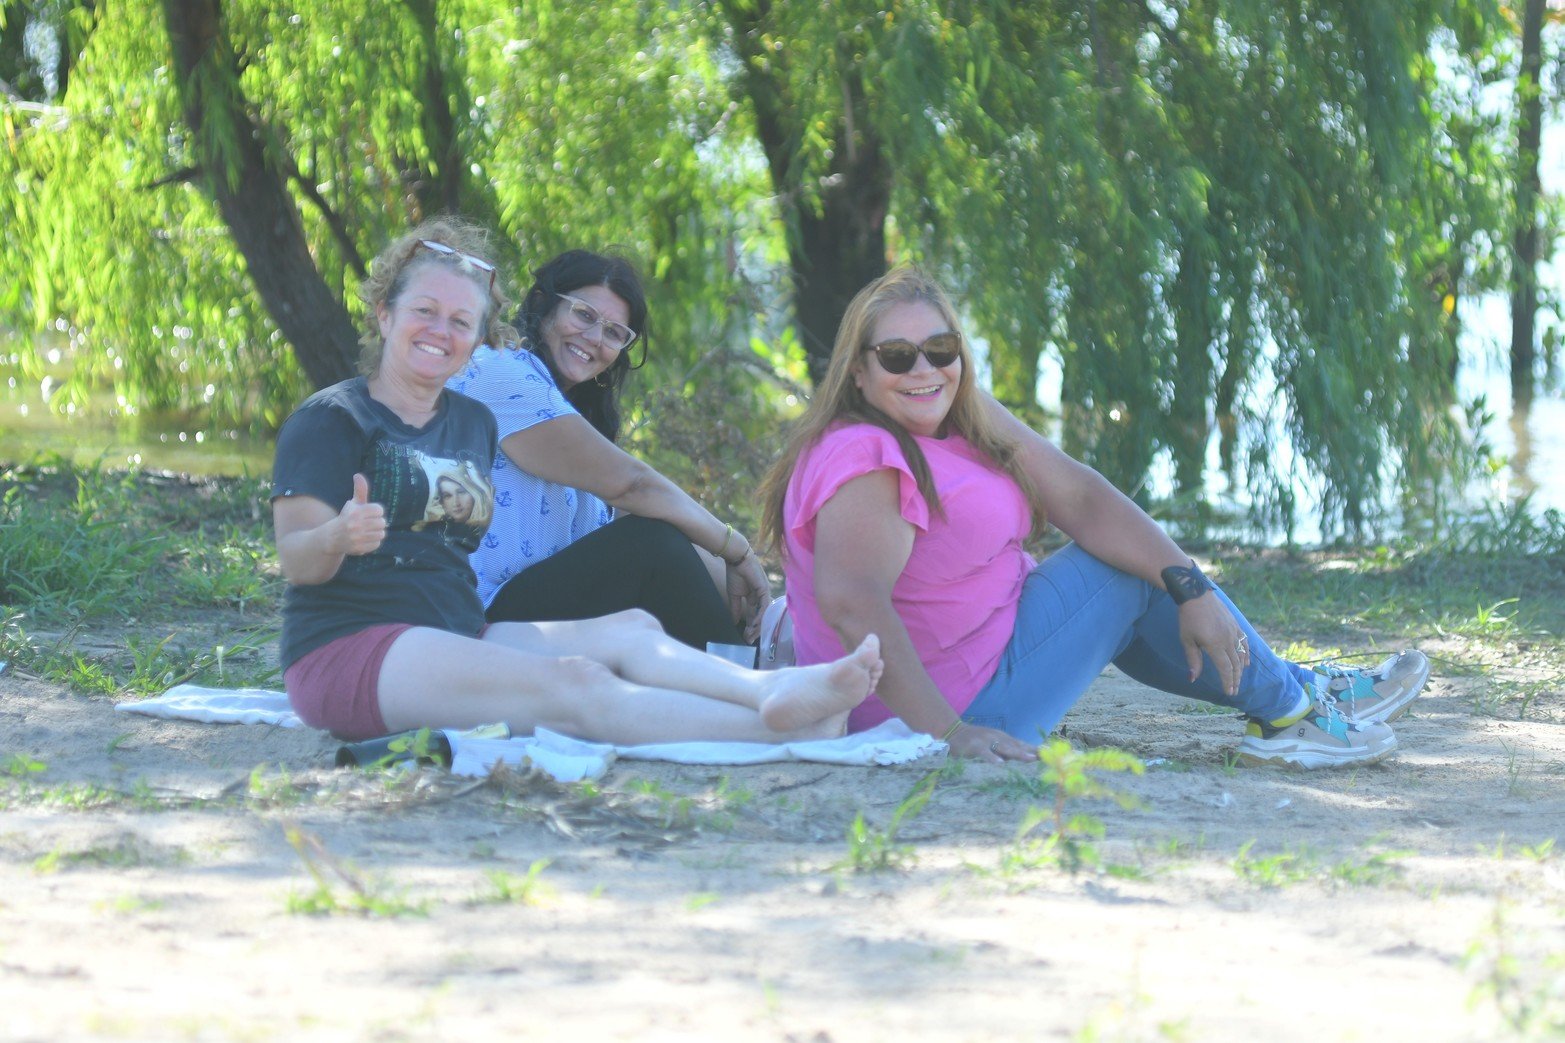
top-left (1490, 385), bottom-right (1564, 509)
top-left (0, 386), bottom-right (274, 477)
top-left (1457, 284), bottom-right (1564, 517)
top-left (1, 329), bottom-right (1559, 541)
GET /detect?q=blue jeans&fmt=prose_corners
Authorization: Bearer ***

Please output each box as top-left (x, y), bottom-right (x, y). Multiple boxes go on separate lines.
top-left (962, 544), bottom-right (1315, 742)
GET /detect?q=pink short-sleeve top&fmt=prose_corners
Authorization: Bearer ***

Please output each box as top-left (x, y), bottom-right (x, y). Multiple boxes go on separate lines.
top-left (781, 422), bottom-right (1035, 731)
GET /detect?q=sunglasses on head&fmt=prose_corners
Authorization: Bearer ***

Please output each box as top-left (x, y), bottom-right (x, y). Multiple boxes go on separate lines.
top-left (556, 293), bottom-right (640, 353)
top-left (416, 239), bottom-right (497, 289)
top-left (865, 331), bottom-right (962, 375)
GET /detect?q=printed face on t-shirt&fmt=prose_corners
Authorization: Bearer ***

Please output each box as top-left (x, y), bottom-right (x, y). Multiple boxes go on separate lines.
top-left (413, 455), bottom-right (492, 535)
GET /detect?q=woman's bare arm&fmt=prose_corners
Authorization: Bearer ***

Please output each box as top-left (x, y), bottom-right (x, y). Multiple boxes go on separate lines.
top-left (273, 474), bottom-right (387, 586)
top-left (979, 392), bottom-right (1247, 691)
top-left (812, 470), bottom-right (1037, 762)
top-left (500, 416), bottom-right (769, 627)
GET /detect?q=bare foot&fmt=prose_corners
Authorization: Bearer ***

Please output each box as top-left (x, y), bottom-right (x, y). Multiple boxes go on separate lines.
top-left (758, 635), bottom-right (881, 733)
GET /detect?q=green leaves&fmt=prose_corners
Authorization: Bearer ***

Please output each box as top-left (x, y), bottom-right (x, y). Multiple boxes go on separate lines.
top-left (0, 0), bottom-right (1532, 533)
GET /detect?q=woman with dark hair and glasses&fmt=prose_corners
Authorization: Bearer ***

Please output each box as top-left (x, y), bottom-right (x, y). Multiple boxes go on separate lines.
top-left (447, 249), bottom-right (771, 648)
top-left (757, 267), bottom-right (1431, 767)
top-left (272, 219), bottom-right (883, 745)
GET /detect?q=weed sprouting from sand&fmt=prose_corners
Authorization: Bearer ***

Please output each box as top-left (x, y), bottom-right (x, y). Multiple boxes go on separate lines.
top-left (1231, 840), bottom-right (1408, 889)
top-left (34, 837), bottom-right (188, 874)
top-left (625, 778), bottom-right (697, 828)
top-left (1141, 832), bottom-right (1206, 869)
top-left (983, 739), bottom-right (1146, 882)
top-left (1479, 835), bottom-right (1559, 863)
top-left (1473, 675), bottom-right (1564, 722)
top-left (3, 753), bottom-right (45, 778)
top-left (1327, 849), bottom-right (1410, 887)
top-left (833, 771), bottom-right (938, 874)
top-left (248, 765), bottom-right (307, 808)
top-left (472, 860), bottom-right (552, 906)
top-left (976, 768), bottom-right (1051, 803)
top-left (1231, 841), bottom-right (1316, 888)
top-left (1464, 901), bottom-right (1565, 1037)
top-left (282, 822), bottom-right (428, 918)
top-left (95, 894), bottom-right (167, 916)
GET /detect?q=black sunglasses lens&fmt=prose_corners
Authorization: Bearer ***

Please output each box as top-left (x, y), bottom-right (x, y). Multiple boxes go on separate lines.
top-left (875, 342), bottom-right (919, 374)
top-left (924, 334), bottom-right (961, 367)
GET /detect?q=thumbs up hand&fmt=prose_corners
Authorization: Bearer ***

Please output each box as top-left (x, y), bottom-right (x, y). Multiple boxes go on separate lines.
top-left (338, 473), bottom-right (387, 555)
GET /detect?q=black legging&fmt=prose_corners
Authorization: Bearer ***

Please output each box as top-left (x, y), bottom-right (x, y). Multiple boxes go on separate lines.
top-left (483, 514), bottom-right (742, 649)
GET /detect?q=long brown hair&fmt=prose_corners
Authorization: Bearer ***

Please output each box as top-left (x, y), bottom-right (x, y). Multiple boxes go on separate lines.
top-left (759, 267), bottom-right (1045, 554)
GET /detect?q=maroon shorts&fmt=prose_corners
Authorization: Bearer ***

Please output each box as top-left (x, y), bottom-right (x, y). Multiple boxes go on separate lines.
top-left (284, 624), bottom-right (412, 740)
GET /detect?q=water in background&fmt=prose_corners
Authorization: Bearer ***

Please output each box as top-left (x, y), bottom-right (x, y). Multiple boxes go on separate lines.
top-left (0, 365), bottom-right (274, 477)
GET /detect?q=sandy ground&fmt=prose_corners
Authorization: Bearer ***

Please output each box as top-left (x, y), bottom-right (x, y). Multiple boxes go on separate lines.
top-left (2, 639), bottom-right (1563, 1042)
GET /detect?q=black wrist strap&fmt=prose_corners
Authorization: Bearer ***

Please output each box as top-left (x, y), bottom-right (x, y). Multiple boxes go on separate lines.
top-left (1160, 562), bottom-right (1213, 605)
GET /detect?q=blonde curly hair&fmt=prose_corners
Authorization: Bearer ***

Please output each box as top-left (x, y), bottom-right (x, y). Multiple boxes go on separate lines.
top-left (356, 217), bottom-right (518, 376)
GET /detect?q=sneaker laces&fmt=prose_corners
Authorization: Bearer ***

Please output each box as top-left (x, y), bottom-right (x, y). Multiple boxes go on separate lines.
top-left (1309, 692), bottom-right (1353, 730)
top-left (1307, 673), bottom-right (1343, 712)
top-left (1317, 658), bottom-right (1388, 682)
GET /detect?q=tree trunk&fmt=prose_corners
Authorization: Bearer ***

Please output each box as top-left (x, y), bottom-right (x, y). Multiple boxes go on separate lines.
top-left (161, 0), bottom-right (357, 389)
top-left (403, 0), bottom-right (464, 219)
top-left (1170, 231), bottom-right (1215, 498)
top-left (1511, 0), bottom-right (1546, 406)
top-left (791, 96), bottom-right (891, 381)
top-left (719, 1), bottom-right (890, 381)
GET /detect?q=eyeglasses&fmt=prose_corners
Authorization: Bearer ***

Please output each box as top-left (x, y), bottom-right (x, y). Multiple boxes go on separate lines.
top-left (865, 332), bottom-right (962, 374)
top-left (416, 239), bottom-right (497, 289)
top-left (556, 293), bottom-right (639, 352)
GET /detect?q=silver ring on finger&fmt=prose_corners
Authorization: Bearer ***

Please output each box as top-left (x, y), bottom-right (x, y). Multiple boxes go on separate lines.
top-left (989, 740), bottom-right (1001, 754)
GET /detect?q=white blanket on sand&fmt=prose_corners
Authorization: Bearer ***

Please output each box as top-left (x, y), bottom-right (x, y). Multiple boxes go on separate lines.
top-left (117, 685), bottom-right (943, 782)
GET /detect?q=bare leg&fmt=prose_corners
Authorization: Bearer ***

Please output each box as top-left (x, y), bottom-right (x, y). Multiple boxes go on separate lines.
top-left (486, 611), bottom-right (878, 728)
top-left (375, 624), bottom-right (878, 745)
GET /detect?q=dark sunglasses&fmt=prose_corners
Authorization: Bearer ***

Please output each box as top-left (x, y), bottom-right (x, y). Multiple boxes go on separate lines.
top-left (417, 239), bottom-right (497, 289)
top-left (865, 331), bottom-right (962, 375)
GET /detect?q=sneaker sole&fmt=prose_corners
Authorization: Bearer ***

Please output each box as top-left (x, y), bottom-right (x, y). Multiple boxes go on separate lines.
top-left (1236, 731), bottom-right (1398, 770)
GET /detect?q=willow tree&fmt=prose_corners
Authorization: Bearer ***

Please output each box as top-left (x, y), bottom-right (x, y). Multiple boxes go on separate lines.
top-left (705, 0), bottom-right (1512, 531)
top-left (0, 0), bottom-right (1519, 534)
top-left (0, 0), bottom-right (762, 428)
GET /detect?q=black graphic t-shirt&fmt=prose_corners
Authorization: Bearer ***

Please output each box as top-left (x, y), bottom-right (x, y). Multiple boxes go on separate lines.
top-left (271, 377), bottom-right (499, 669)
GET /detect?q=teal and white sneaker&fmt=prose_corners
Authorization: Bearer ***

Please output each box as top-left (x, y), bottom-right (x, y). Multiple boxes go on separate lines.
top-left (1313, 650), bottom-right (1431, 725)
top-left (1237, 696), bottom-right (1398, 769)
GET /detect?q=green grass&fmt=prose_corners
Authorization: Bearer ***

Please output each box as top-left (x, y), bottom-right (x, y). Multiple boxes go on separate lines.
top-left (1214, 529), bottom-right (1565, 662)
top-left (0, 477), bottom-right (165, 619)
top-left (0, 457), bottom-right (281, 696)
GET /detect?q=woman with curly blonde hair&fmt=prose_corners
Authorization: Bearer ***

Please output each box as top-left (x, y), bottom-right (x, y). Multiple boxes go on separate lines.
top-left (271, 218), bottom-right (883, 745)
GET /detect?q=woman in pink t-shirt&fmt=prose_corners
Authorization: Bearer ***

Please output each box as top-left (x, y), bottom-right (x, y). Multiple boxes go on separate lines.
top-left (758, 268), bottom-right (1430, 770)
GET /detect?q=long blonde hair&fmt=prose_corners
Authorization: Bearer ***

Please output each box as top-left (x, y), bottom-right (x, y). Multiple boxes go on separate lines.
top-left (759, 267), bottom-right (1045, 554)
